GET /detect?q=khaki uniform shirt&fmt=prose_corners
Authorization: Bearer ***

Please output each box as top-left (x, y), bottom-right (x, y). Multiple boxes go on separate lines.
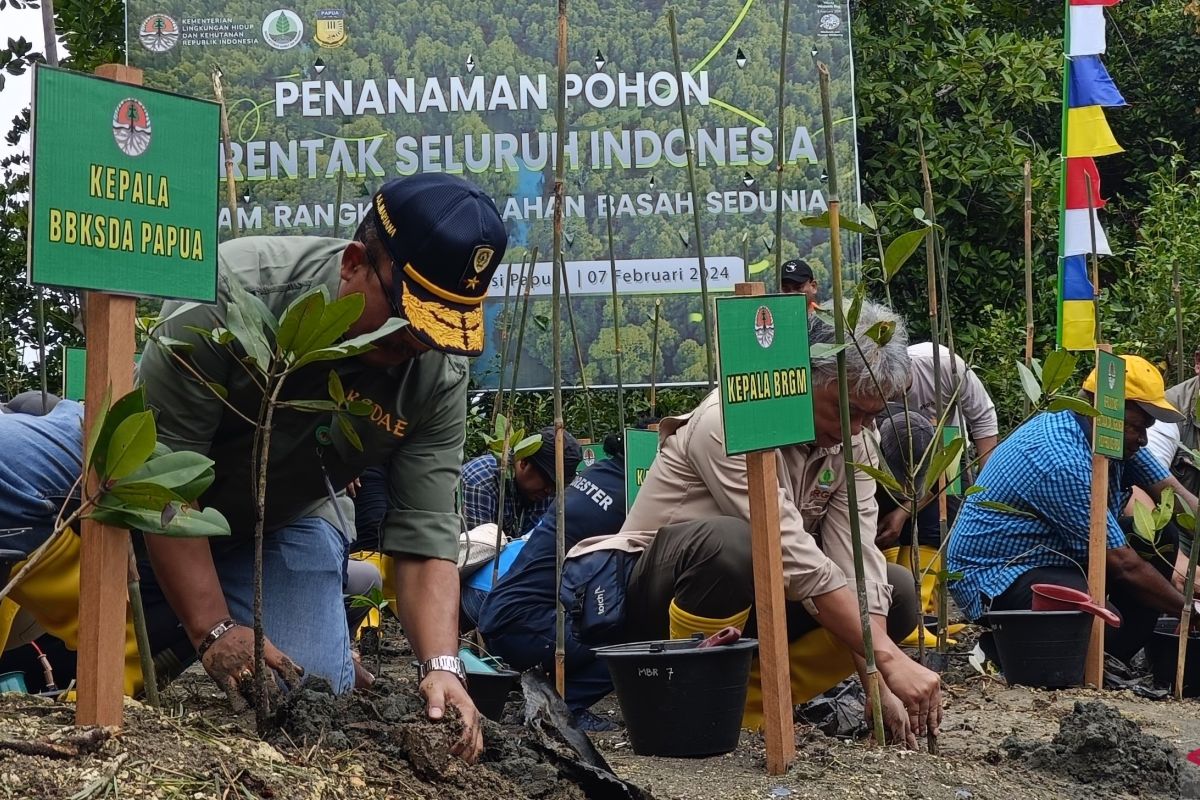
top-left (1166, 376), bottom-right (1200, 496)
top-left (138, 236), bottom-right (468, 561)
top-left (906, 342), bottom-right (998, 440)
top-left (570, 390), bottom-right (893, 615)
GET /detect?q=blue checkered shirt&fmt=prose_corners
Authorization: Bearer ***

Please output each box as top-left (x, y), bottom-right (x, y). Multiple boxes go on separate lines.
top-left (460, 454), bottom-right (551, 538)
top-left (947, 411), bottom-right (1167, 621)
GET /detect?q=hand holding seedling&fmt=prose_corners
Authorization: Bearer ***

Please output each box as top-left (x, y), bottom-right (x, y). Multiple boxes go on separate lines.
top-left (878, 652), bottom-right (942, 739)
top-left (200, 624), bottom-right (302, 713)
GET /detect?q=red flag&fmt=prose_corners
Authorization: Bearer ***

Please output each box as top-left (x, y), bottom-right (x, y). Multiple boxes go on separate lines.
top-left (1065, 158), bottom-right (1105, 210)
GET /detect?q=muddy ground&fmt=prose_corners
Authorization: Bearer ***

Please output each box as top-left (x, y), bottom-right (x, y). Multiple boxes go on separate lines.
top-left (3, 627), bottom-right (1200, 799)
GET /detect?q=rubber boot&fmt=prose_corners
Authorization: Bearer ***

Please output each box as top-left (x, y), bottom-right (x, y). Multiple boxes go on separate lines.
top-left (742, 628), bottom-right (856, 730)
top-left (887, 545), bottom-right (957, 646)
top-left (667, 600), bottom-right (749, 641)
top-left (5, 531), bottom-right (144, 696)
top-left (350, 551), bottom-right (396, 633)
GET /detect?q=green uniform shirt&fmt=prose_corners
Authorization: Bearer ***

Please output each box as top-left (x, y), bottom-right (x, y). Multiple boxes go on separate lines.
top-left (137, 235), bottom-right (468, 561)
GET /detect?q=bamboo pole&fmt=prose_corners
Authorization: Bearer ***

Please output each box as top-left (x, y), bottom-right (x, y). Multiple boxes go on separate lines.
top-left (667, 9), bottom-right (715, 389)
top-left (1176, 505), bottom-right (1200, 699)
top-left (505, 251), bottom-right (539, 407)
top-left (606, 207), bottom-right (626, 434)
top-left (561, 255), bottom-right (596, 440)
top-left (818, 62), bottom-right (885, 747)
top-left (37, 0), bottom-right (57, 411)
top-left (1083, 171), bottom-right (1109, 689)
top-left (649, 298), bottom-right (662, 418)
top-left (552, 0), bottom-right (570, 698)
top-left (1173, 259), bottom-right (1185, 385)
top-left (1024, 161), bottom-right (1035, 417)
top-left (126, 546), bottom-right (159, 708)
top-left (772, 0), bottom-right (792, 290)
top-left (212, 68), bottom-right (241, 238)
top-left (491, 257), bottom-right (522, 425)
top-left (332, 169), bottom-right (345, 239)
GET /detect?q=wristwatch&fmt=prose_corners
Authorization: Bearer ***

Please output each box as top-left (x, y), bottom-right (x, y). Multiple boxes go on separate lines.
top-left (417, 655), bottom-right (468, 686)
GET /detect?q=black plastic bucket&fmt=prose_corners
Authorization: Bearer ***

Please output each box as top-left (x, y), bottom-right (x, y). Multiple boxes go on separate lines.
top-left (467, 668), bottom-right (520, 721)
top-left (1144, 617), bottom-right (1200, 697)
top-left (985, 610), bottom-right (1090, 688)
top-left (594, 637), bottom-right (757, 758)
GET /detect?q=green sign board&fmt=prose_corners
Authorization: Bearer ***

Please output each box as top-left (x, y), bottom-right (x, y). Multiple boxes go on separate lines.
top-left (715, 294), bottom-right (814, 456)
top-left (29, 65), bottom-right (219, 301)
top-left (624, 428), bottom-right (660, 513)
top-left (1094, 351), bottom-right (1126, 458)
top-left (580, 442), bottom-right (611, 471)
top-left (63, 347), bottom-right (143, 401)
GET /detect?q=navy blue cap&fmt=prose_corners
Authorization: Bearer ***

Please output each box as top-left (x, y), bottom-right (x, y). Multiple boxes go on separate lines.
top-left (371, 174), bottom-right (507, 357)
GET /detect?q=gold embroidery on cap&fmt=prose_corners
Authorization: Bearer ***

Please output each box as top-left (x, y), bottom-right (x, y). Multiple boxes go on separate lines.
top-left (374, 195), bottom-right (397, 237)
top-left (403, 263), bottom-right (484, 305)
top-left (401, 290), bottom-right (484, 353)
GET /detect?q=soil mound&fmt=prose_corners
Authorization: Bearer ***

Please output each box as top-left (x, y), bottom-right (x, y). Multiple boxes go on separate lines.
top-left (1002, 700), bottom-right (1184, 796)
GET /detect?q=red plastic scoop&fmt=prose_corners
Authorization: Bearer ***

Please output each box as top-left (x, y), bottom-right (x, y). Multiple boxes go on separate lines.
top-left (1031, 583), bottom-right (1122, 628)
top-left (696, 627), bottom-right (742, 648)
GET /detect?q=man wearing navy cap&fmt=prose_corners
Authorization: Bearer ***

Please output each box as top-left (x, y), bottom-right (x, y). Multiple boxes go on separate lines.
top-left (780, 258), bottom-right (819, 311)
top-left (137, 174), bottom-right (506, 762)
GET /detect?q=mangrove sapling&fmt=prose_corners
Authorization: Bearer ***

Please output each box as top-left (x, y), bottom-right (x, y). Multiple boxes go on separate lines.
top-left (772, 0), bottom-right (792, 289)
top-left (148, 281), bottom-right (401, 733)
top-left (484, 414), bottom-right (545, 587)
top-left (349, 585), bottom-right (392, 674)
top-left (490, 256), bottom-right (523, 425)
top-left (552, 0), bottom-right (569, 696)
top-left (1174, 446), bottom-right (1200, 699)
top-left (605, 203), bottom-right (626, 434)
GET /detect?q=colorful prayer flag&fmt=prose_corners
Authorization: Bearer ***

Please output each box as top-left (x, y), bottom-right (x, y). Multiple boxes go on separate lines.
top-left (1065, 158), bottom-right (1105, 210)
top-left (1063, 208), bottom-right (1111, 256)
top-left (1061, 300), bottom-right (1097, 350)
top-left (1069, 0), bottom-right (1119, 6)
top-left (1068, 55), bottom-right (1126, 108)
top-left (1066, 106), bottom-right (1123, 157)
top-left (1067, 6), bottom-right (1106, 56)
top-left (1061, 255), bottom-right (1094, 300)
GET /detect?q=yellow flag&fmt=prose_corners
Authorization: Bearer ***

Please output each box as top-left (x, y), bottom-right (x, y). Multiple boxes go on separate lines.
top-left (1061, 299), bottom-right (1096, 351)
top-left (1066, 106), bottom-right (1123, 158)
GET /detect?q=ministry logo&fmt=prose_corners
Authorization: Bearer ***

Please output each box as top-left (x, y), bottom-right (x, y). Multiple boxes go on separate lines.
top-left (263, 9), bottom-right (304, 50)
top-left (113, 98), bottom-right (152, 157)
top-left (138, 14), bottom-right (180, 52)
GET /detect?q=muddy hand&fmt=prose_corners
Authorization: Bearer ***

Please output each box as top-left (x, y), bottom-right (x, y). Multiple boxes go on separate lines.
top-left (200, 625), bottom-right (303, 712)
top-left (868, 684), bottom-right (916, 750)
top-left (881, 656), bottom-right (942, 738)
top-left (421, 671), bottom-right (483, 764)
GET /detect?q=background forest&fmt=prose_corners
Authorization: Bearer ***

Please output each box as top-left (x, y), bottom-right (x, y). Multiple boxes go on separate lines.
top-left (1, 0), bottom-right (1198, 450)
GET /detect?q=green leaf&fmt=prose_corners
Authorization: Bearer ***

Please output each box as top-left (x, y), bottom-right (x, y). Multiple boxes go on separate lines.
top-left (276, 288), bottom-right (327, 355)
top-left (1047, 396), bottom-right (1099, 416)
top-left (157, 336), bottom-right (194, 353)
top-left (148, 302), bottom-right (202, 334)
top-left (347, 400), bottom-right (373, 416)
top-left (84, 385), bottom-right (113, 473)
top-left (851, 461), bottom-right (905, 495)
top-left (799, 210), bottom-right (872, 234)
top-left (1040, 350), bottom-right (1078, 395)
top-left (883, 229), bottom-right (930, 281)
top-left (328, 370), bottom-right (346, 405)
top-left (1132, 501), bottom-right (1158, 544)
top-left (104, 481), bottom-right (181, 509)
top-left (977, 500), bottom-right (1038, 518)
top-left (810, 343), bottom-right (848, 360)
top-left (1015, 360), bottom-right (1042, 404)
top-left (290, 318), bottom-right (405, 370)
top-left (205, 382), bottom-right (229, 400)
top-left (336, 413), bottom-right (364, 452)
top-left (856, 206), bottom-right (878, 231)
top-left (104, 411), bottom-right (157, 481)
top-left (303, 293), bottom-right (368, 356)
top-left (1153, 488), bottom-right (1175, 530)
top-left (174, 470), bottom-right (215, 503)
top-left (847, 283), bottom-right (866, 329)
top-left (513, 434), bottom-right (543, 460)
top-left (864, 320), bottom-right (895, 347)
top-left (224, 278), bottom-right (274, 369)
top-left (1178, 511), bottom-right (1198, 533)
top-left (92, 502), bottom-right (230, 537)
top-left (923, 437), bottom-right (965, 494)
top-left (90, 388), bottom-right (146, 476)
top-left (158, 505), bottom-right (231, 538)
top-left (114, 450), bottom-right (213, 491)
top-left (964, 485), bottom-right (986, 496)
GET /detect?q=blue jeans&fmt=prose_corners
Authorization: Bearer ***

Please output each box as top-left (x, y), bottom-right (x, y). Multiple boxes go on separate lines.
top-left (140, 516), bottom-right (356, 694)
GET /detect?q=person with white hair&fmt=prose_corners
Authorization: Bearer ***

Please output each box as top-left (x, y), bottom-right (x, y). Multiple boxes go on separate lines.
top-left (566, 300), bottom-right (941, 748)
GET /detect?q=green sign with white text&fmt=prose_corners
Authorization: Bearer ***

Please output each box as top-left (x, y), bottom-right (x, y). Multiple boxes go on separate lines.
top-left (624, 428), bottom-right (660, 513)
top-left (1094, 351), bottom-right (1126, 459)
top-left (716, 293), bottom-right (813, 456)
top-left (29, 65), bottom-right (219, 301)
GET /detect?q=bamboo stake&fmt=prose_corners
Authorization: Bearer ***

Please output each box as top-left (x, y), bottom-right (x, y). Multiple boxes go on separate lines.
top-left (606, 207), bottom-right (626, 434)
top-left (1173, 258), bottom-right (1185, 385)
top-left (505, 250), bottom-right (539, 407)
top-left (1176, 503), bottom-right (1200, 699)
top-left (37, 0), bottom-right (57, 412)
top-left (1083, 171), bottom-right (1109, 689)
top-left (126, 545), bottom-right (159, 708)
top-left (332, 169), bottom-right (345, 239)
top-left (649, 298), bottom-right (662, 418)
top-left (772, 0), bottom-right (792, 290)
top-left (552, 0), bottom-right (570, 698)
top-left (561, 255), bottom-right (596, 440)
top-left (1024, 161), bottom-right (1035, 417)
top-left (212, 68), bottom-right (240, 239)
top-left (818, 62), bottom-right (885, 747)
top-left (667, 9), bottom-right (715, 389)
top-left (491, 256), bottom-right (522, 425)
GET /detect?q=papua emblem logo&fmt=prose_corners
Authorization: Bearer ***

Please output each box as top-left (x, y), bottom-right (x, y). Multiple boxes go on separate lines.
top-left (263, 9), bottom-right (304, 50)
top-left (314, 8), bottom-right (347, 48)
top-left (138, 14), bottom-right (180, 52)
top-left (112, 98), bottom-right (152, 157)
top-left (754, 305), bottom-right (775, 349)
top-left (1106, 361), bottom-right (1118, 391)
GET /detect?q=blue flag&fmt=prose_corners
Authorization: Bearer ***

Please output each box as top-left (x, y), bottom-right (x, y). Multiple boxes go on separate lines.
top-left (1069, 55), bottom-right (1126, 108)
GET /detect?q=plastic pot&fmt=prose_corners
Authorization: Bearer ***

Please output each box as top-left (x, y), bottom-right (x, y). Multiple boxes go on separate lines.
top-left (985, 610), bottom-right (1090, 689)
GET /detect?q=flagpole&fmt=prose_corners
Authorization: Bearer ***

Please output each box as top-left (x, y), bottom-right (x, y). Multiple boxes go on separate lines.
top-left (1055, 0), bottom-right (1072, 350)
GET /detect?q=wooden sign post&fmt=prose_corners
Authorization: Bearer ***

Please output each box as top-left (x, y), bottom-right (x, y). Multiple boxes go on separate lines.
top-left (716, 283), bottom-right (816, 775)
top-left (28, 62), bottom-right (219, 724)
top-left (1086, 347), bottom-right (1124, 686)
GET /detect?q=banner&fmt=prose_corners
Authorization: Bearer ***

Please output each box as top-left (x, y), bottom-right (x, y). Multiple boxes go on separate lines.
top-left (126, 0), bottom-right (861, 388)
